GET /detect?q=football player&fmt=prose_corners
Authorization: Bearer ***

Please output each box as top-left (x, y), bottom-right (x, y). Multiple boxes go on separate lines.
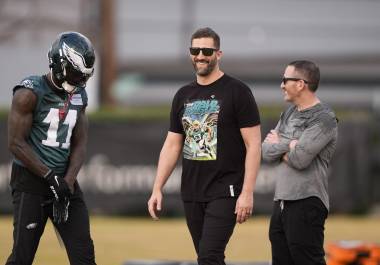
top-left (6, 32), bottom-right (96, 265)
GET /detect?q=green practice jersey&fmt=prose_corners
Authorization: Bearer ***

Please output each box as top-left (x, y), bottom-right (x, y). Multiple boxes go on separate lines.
top-left (14, 75), bottom-right (88, 175)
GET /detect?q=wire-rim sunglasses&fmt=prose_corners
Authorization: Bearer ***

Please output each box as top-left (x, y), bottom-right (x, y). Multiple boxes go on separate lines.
top-left (282, 77), bottom-right (310, 84)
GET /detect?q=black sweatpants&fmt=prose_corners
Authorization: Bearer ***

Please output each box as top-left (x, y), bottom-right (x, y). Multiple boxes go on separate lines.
top-left (183, 198), bottom-right (237, 265)
top-left (6, 191), bottom-right (96, 265)
top-left (269, 196), bottom-right (328, 265)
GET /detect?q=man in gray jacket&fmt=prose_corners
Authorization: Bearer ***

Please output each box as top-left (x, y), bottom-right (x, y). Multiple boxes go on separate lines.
top-left (262, 60), bottom-right (338, 265)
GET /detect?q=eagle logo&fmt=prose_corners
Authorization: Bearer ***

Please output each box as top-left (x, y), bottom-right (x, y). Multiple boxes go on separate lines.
top-left (62, 42), bottom-right (93, 75)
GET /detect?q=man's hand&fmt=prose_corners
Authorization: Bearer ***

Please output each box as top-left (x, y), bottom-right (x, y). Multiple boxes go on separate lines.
top-left (64, 176), bottom-right (75, 194)
top-left (147, 190), bottom-right (163, 220)
top-left (235, 191), bottom-right (254, 224)
top-left (44, 170), bottom-right (71, 201)
top-left (289, 139), bottom-right (298, 149)
top-left (264, 130), bottom-right (280, 144)
top-left (282, 140), bottom-right (298, 162)
top-left (53, 197), bottom-right (70, 224)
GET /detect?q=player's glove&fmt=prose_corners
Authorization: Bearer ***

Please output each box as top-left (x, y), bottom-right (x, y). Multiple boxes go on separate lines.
top-left (44, 169), bottom-right (71, 201)
top-left (53, 196), bottom-right (70, 224)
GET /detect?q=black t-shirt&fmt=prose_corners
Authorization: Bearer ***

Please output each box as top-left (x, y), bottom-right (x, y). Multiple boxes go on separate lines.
top-left (170, 74), bottom-right (260, 202)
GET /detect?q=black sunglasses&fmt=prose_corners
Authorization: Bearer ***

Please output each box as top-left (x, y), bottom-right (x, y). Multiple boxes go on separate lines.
top-left (282, 77), bottom-right (310, 84)
top-left (189, 47), bottom-right (218, 56)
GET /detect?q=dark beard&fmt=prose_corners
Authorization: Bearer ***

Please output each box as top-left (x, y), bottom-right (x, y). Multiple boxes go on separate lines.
top-left (192, 57), bottom-right (217, 76)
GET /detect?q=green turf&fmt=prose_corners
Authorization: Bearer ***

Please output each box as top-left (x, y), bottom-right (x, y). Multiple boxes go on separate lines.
top-left (1, 215), bottom-right (379, 265)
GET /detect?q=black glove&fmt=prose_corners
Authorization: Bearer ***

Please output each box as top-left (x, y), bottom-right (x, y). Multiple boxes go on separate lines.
top-left (53, 196), bottom-right (70, 224)
top-left (44, 169), bottom-right (71, 201)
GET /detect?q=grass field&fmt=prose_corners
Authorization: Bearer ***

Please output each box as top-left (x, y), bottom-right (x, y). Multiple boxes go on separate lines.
top-left (1, 215), bottom-right (379, 265)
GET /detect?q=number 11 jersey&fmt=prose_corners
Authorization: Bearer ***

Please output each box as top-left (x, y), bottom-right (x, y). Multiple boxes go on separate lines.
top-left (13, 75), bottom-right (88, 176)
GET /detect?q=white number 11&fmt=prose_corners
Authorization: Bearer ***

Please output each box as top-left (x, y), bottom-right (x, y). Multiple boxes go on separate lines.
top-left (42, 108), bottom-right (77, 149)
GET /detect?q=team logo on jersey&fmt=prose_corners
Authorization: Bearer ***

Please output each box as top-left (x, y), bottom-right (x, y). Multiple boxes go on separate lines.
top-left (21, 79), bottom-right (34, 89)
top-left (70, 94), bottom-right (83, 105)
top-left (182, 99), bottom-right (219, 161)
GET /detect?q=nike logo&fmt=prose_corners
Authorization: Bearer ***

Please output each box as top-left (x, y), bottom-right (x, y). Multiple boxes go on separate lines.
top-left (50, 186), bottom-right (59, 200)
top-left (54, 176), bottom-right (59, 186)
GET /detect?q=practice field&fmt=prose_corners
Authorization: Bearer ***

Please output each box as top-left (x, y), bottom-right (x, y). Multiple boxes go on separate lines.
top-left (0, 215), bottom-right (379, 265)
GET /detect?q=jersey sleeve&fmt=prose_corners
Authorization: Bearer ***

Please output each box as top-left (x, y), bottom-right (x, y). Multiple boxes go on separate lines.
top-left (234, 83), bottom-right (261, 128)
top-left (169, 89), bottom-right (184, 134)
top-left (13, 76), bottom-right (45, 108)
top-left (14, 76), bottom-right (42, 95)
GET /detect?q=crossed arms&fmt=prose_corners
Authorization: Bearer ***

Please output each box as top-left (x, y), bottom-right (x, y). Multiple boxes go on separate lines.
top-left (262, 119), bottom-right (336, 170)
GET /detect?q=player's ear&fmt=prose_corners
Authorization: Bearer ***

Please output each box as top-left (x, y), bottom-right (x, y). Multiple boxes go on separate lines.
top-left (216, 50), bottom-right (223, 61)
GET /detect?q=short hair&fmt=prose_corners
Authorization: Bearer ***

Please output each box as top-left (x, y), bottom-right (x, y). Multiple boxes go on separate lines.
top-left (288, 60), bottom-right (320, 92)
top-left (191, 27), bottom-right (220, 50)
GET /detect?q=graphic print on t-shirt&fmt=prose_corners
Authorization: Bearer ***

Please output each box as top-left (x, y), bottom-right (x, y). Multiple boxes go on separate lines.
top-left (182, 99), bottom-right (219, 160)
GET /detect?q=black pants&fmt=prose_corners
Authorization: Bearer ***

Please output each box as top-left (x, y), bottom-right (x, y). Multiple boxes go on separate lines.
top-left (269, 196), bottom-right (328, 265)
top-left (183, 198), bottom-right (237, 265)
top-left (6, 191), bottom-right (96, 265)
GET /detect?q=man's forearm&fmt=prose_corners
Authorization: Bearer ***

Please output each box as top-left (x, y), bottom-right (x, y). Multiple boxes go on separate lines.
top-left (262, 142), bottom-right (290, 163)
top-left (9, 139), bottom-right (49, 177)
top-left (152, 141), bottom-right (182, 192)
top-left (286, 125), bottom-right (336, 170)
top-left (64, 109), bottom-right (88, 184)
top-left (64, 143), bottom-right (86, 185)
top-left (242, 143), bottom-right (261, 194)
